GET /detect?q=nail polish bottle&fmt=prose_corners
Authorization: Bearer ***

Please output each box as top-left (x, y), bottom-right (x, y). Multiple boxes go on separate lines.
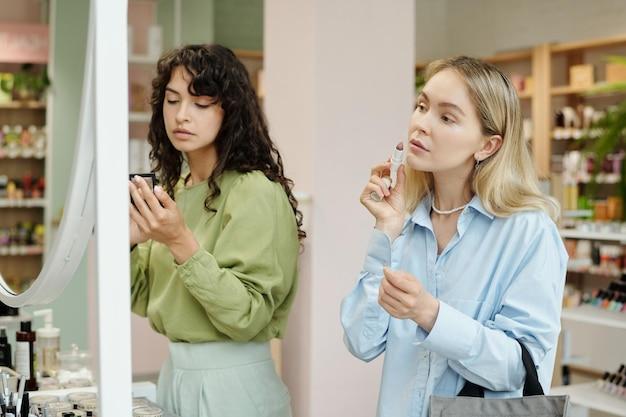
top-left (602, 374), bottom-right (616, 392)
top-left (602, 291), bottom-right (613, 309)
top-left (607, 294), bottom-right (616, 311)
top-left (611, 376), bottom-right (623, 395)
top-left (588, 289), bottom-right (599, 304)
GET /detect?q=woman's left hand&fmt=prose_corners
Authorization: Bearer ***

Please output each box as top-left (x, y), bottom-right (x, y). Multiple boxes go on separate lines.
top-left (379, 268), bottom-right (440, 332)
top-left (129, 176), bottom-right (199, 262)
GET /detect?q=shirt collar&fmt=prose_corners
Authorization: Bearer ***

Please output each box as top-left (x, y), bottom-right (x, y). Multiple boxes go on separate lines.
top-left (409, 193), bottom-right (495, 226)
top-left (409, 194), bottom-right (433, 228)
top-left (467, 194), bottom-right (495, 220)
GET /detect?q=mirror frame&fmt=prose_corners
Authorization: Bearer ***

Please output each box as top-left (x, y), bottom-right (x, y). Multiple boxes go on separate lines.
top-left (0, 5), bottom-right (96, 307)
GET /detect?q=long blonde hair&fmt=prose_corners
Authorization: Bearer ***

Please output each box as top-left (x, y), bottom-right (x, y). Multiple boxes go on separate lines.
top-left (405, 56), bottom-right (560, 221)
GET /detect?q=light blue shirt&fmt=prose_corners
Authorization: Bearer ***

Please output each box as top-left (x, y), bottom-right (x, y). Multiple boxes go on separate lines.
top-left (341, 195), bottom-right (568, 417)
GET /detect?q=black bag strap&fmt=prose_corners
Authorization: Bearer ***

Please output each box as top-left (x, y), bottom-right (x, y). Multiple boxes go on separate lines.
top-left (457, 340), bottom-right (544, 398)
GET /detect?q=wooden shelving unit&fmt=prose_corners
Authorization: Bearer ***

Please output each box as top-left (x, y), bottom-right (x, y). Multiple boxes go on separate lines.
top-left (551, 83), bottom-right (626, 96)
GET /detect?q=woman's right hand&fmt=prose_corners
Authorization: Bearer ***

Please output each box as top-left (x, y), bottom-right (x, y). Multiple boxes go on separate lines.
top-left (130, 190), bottom-right (149, 246)
top-left (130, 215), bottom-right (149, 246)
top-left (360, 162), bottom-right (407, 241)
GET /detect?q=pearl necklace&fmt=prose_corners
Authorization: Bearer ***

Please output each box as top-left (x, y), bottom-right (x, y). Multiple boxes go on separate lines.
top-left (431, 202), bottom-right (468, 215)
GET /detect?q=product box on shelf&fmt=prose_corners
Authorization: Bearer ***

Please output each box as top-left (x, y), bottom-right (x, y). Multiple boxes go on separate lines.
top-left (569, 64), bottom-right (594, 88)
top-left (606, 62), bottom-right (626, 83)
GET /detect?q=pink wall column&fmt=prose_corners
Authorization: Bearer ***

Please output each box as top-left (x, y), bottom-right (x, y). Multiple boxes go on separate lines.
top-left (265, 1), bottom-right (415, 416)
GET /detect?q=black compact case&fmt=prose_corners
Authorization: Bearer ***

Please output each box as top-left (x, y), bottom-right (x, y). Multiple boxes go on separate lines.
top-left (129, 173), bottom-right (158, 190)
top-left (129, 173), bottom-right (158, 208)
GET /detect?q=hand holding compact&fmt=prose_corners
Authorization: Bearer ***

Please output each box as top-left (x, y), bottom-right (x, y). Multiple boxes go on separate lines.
top-left (378, 267), bottom-right (440, 332)
top-left (128, 176), bottom-right (195, 256)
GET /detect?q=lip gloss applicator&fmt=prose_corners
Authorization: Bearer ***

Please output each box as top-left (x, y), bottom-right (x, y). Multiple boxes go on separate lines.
top-left (371, 142), bottom-right (404, 202)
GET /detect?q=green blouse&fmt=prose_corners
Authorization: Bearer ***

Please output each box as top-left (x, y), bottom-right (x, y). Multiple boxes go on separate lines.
top-left (130, 170), bottom-right (299, 343)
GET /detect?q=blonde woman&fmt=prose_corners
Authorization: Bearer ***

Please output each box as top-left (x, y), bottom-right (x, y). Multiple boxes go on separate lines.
top-left (341, 56), bottom-right (567, 417)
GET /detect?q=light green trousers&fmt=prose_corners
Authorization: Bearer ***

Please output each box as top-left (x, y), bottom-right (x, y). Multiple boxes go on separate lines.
top-left (156, 341), bottom-right (292, 417)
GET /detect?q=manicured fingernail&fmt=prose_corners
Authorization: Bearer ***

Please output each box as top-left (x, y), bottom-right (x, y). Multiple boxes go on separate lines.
top-left (154, 185), bottom-right (162, 194)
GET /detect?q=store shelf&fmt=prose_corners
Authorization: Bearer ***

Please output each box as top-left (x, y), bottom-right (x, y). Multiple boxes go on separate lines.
top-left (551, 84), bottom-right (626, 96)
top-left (0, 313), bottom-right (32, 326)
top-left (416, 49), bottom-right (533, 71)
top-left (566, 363), bottom-right (605, 379)
top-left (559, 229), bottom-right (626, 243)
top-left (550, 383), bottom-right (626, 417)
top-left (0, 155), bottom-right (45, 160)
top-left (129, 112), bottom-right (151, 123)
top-left (128, 54), bottom-right (158, 64)
top-left (0, 198), bottom-right (46, 208)
top-left (0, 101), bottom-right (46, 109)
top-left (561, 305), bottom-right (626, 330)
top-left (562, 210), bottom-right (593, 219)
top-left (0, 246), bottom-right (44, 256)
top-left (233, 49), bottom-right (263, 59)
top-left (566, 269), bottom-right (622, 279)
top-left (551, 33), bottom-right (626, 53)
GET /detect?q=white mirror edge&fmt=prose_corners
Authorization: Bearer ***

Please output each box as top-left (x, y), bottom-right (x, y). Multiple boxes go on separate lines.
top-left (0, 3), bottom-right (96, 307)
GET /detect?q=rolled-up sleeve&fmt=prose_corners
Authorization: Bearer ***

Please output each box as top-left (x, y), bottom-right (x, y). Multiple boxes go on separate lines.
top-left (341, 229), bottom-right (396, 362)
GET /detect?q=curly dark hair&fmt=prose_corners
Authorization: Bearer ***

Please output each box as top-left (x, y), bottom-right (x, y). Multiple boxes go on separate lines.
top-left (147, 44), bottom-right (305, 240)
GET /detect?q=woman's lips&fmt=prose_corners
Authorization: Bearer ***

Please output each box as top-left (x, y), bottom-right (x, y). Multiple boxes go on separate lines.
top-left (409, 138), bottom-right (429, 153)
top-left (173, 129), bottom-right (193, 139)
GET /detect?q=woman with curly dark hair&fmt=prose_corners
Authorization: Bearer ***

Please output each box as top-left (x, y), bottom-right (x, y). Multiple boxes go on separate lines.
top-left (128, 44), bottom-right (303, 417)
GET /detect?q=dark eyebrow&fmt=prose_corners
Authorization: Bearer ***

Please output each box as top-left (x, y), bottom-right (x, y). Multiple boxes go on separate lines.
top-left (165, 86), bottom-right (214, 101)
top-left (419, 91), bottom-right (465, 117)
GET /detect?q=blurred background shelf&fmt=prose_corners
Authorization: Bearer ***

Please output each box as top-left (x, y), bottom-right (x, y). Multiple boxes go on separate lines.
top-left (559, 229), bottom-right (626, 243)
top-left (128, 54), bottom-right (158, 64)
top-left (0, 101), bottom-right (46, 109)
top-left (0, 198), bottom-right (46, 208)
top-left (561, 305), bottom-right (626, 330)
top-left (551, 383), bottom-right (626, 416)
top-left (129, 112), bottom-right (151, 123)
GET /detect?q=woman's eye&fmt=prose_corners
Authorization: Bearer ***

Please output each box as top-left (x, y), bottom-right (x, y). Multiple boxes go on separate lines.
top-left (166, 99), bottom-right (179, 104)
top-left (441, 115), bottom-right (455, 124)
top-left (417, 103), bottom-right (426, 112)
top-left (195, 103), bottom-right (211, 109)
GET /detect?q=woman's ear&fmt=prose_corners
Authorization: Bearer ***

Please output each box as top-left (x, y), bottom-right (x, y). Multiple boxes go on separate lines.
top-left (475, 135), bottom-right (502, 162)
